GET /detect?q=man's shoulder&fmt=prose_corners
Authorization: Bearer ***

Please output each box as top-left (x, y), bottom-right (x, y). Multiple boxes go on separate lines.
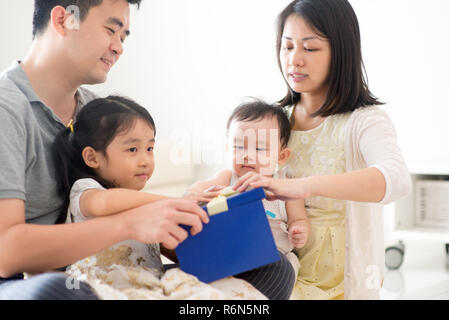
top-left (0, 73), bottom-right (30, 116)
top-left (78, 86), bottom-right (101, 105)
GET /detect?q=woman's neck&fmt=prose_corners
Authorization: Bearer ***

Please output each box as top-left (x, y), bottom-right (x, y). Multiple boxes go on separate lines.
top-left (292, 91), bottom-right (327, 131)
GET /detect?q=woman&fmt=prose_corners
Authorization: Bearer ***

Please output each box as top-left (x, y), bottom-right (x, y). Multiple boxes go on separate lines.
top-left (234, 0), bottom-right (411, 300)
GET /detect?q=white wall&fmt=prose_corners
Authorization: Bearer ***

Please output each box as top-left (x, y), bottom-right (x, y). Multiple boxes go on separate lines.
top-left (351, 0), bottom-right (449, 174)
top-left (4, 1), bottom-right (449, 178)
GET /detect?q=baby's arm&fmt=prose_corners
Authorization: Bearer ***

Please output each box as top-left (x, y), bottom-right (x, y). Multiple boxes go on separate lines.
top-left (184, 169), bottom-right (233, 202)
top-left (286, 199), bottom-right (310, 249)
top-left (80, 188), bottom-right (168, 218)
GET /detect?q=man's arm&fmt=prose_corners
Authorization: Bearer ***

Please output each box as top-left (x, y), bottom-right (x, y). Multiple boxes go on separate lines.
top-left (0, 198), bottom-right (208, 278)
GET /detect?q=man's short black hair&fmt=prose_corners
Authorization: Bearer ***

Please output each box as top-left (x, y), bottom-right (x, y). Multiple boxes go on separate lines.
top-left (32, 0), bottom-right (142, 38)
top-left (226, 98), bottom-right (291, 149)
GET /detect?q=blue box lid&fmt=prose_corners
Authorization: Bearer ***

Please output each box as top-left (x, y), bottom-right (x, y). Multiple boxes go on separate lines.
top-left (175, 187), bottom-right (280, 283)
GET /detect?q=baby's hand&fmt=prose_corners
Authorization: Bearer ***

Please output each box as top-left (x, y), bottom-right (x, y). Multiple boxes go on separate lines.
top-left (288, 220), bottom-right (310, 249)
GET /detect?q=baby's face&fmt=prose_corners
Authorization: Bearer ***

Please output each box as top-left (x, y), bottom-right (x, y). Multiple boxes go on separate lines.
top-left (227, 117), bottom-right (285, 177)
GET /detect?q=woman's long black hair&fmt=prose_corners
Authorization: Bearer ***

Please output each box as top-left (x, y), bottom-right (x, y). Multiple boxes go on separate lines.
top-left (276, 0), bottom-right (383, 117)
top-left (52, 95), bottom-right (156, 224)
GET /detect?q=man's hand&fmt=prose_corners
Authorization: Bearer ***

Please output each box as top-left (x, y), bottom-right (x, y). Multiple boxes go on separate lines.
top-left (121, 198), bottom-right (209, 250)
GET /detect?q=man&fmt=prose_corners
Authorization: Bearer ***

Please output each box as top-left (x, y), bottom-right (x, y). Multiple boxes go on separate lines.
top-left (0, 0), bottom-right (208, 299)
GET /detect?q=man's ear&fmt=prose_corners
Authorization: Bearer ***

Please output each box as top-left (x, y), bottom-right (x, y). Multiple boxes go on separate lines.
top-left (278, 147), bottom-right (291, 165)
top-left (50, 6), bottom-right (73, 37)
top-left (82, 146), bottom-right (101, 169)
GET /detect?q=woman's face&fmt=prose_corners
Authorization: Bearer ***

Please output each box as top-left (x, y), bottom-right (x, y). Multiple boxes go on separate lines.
top-left (280, 14), bottom-right (331, 97)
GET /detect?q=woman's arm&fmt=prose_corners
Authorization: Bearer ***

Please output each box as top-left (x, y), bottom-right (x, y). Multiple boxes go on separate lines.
top-left (80, 188), bottom-right (168, 218)
top-left (235, 108), bottom-right (411, 204)
top-left (350, 107), bottom-right (411, 204)
top-left (234, 166), bottom-right (386, 203)
top-left (306, 167), bottom-right (386, 202)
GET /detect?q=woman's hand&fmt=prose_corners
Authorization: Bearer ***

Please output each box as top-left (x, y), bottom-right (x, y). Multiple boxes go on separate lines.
top-left (232, 172), bottom-right (312, 201)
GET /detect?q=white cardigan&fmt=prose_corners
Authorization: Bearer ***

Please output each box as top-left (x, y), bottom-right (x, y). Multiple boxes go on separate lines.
top-left (343, 106), bottom-right (411, 299)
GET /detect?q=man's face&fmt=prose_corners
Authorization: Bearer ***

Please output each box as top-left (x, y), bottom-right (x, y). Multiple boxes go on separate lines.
top-left (65, 0), bottom-right (131, 84)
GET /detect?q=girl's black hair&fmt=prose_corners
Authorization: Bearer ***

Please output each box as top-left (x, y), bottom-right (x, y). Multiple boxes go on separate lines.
top-left (52, 95), bottom-right (155, 224)
top-left (276, 0), bottom-right (383, 118)
top-left (226, 98), bottom-right (291, 149)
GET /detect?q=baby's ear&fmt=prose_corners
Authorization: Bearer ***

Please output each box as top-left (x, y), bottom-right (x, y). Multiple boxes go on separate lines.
top-left (82, 146), bottom-right (100, 169)
top-left (278, 147), bottom-right (291, 165)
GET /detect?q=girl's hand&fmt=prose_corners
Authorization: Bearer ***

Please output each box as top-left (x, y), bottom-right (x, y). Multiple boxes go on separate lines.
top-left (183, 185), bottom-right (224, 203)
top-left (288, 220), bottom-right (310, 249)
top-left (232, 172), bottom-right (312, 201)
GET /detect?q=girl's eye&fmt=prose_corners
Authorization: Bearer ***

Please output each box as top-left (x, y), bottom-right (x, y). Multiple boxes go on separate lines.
top-left (304, 47), bottom-right (318, 52)
top-left (128, 147), bottom-right (137, 152)
top-left (282, 46), bottom-right (293, 51)
top-left (233, 146), bottom-right (244, 150)
top-left (147, 147), bottom-right (154, 152)
top-left (256, 148), bottom-right (267, 152)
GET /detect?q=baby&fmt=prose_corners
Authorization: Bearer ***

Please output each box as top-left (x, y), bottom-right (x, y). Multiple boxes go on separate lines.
top-left (185, 99), bottom-right (310, 276)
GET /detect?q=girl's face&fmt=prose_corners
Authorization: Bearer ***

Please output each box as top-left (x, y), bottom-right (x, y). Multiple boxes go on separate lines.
top-left (93, 118), bottom-right (155, 190)
top-left (280, 14), bottom-right (331, 98)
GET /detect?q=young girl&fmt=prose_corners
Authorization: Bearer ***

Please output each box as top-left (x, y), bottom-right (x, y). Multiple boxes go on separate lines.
top-left (53, 95), bottom-right (170, 276)
top-left (185, 99), bottom-right (310, 279)
top-left (234, 0), bottom-right (411, 300)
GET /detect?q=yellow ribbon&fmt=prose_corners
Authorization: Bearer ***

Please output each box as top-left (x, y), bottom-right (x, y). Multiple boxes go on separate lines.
top-left (206, 187), bottom-right (240, 216)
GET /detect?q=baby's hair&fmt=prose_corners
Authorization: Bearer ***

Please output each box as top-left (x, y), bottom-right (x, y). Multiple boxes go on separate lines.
top-left (52, 95), bottom-right (155, 223)
top-left (226, 98), bottom-right (291, 149)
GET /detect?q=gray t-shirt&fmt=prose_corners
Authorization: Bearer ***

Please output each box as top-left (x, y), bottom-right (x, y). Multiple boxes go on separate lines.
top-left (0, 61), bottom-right (98, 225)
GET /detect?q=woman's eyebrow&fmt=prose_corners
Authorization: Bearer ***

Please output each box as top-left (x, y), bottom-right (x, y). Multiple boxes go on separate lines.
top-left (282, 35), bottom-right (319, 41)
top-left (106, 16), bottom-right (130, 36)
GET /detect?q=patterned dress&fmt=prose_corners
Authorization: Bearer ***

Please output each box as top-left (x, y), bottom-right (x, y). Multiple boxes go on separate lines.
top-left (281, 106), bottom-right (351, 300)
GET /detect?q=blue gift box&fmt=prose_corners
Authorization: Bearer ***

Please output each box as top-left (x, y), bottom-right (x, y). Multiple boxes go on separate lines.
top-left (175, 187), bottom-right (280, 283)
